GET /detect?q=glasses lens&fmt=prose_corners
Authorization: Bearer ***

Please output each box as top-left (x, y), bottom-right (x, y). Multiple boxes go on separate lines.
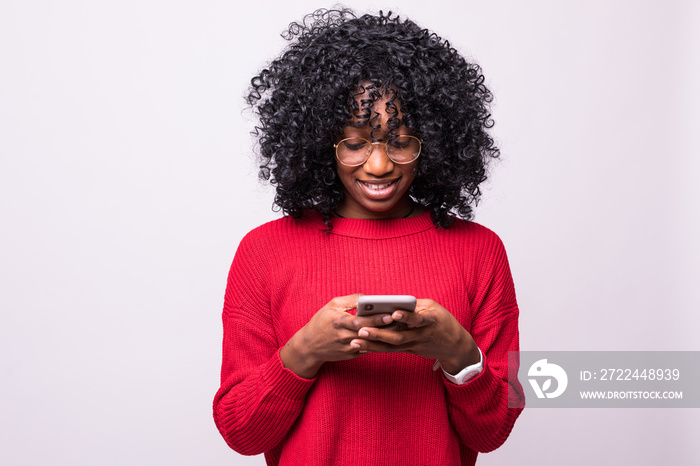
top-left (385, 135), bottom-right (421, 163)
top-left (336, 138), bottom-right (371, 165)
top-left (336, 136), bottom-right (421, 165)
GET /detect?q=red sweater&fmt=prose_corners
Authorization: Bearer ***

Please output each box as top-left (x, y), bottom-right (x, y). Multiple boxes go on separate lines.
top-left (213, 211), bottom-right (524, 465)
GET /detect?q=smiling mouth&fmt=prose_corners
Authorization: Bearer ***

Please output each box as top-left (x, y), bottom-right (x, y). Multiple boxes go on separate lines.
top-left (357, 178), bottom-right (400, 199)
top-left (360, 180), bottom-right (396, 190)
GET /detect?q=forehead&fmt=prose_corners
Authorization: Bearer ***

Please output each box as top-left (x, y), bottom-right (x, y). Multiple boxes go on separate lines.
top-left (350, 84), bottom-right (399, 108)
top-left (347, 88), bottom-right (403, 128)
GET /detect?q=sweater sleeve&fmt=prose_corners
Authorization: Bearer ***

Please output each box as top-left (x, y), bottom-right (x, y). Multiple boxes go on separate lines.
top-left (213, 231), bottom-right (316, 455)
top-left (443, 230), bottom-right (525, 453)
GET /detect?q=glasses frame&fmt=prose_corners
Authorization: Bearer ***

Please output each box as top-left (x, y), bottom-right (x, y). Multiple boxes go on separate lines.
top-left (334, 135), bottom-right (422, 167)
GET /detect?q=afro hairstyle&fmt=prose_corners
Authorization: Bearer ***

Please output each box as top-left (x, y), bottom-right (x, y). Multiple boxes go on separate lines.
top-left (247, 8), bottom-right (499, 227)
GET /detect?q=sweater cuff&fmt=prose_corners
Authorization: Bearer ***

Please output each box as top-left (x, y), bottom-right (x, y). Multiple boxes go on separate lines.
top-left (442, 358), bottom-right (507, 413)
top-left (263, 348), bottom-right (317, 400)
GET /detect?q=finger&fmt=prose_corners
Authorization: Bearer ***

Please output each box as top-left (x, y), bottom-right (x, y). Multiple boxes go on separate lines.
top-left (350, 338), bottom-right (411, 354)
top-left (349, 338), bottom-right (379, 355)
top-left (357, 326), bottom-right (426, 346)
top-left (376, 321), bottom-right (406, 332)
top-left (353, 313), bottom-right (394, 329)
top-left (327, 293), bottom-right (363, 312)
top-left (336, 312), bottom-right (393, 331)
top-left (391, 310), bottom-right (433, 329)
top-left (330, 315), bottom-right (390, 337)
top-left (336, 328), bottom-right (364, 343)
top-left (414, 298), bottom-right (437, 311)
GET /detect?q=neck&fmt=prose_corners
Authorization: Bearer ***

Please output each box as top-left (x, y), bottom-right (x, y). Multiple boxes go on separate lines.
top-left (335, 199), bottom-right (418, 220)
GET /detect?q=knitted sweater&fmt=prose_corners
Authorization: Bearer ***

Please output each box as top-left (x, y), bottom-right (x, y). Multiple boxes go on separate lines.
top-left (213, 211), bottom-right (524, 465)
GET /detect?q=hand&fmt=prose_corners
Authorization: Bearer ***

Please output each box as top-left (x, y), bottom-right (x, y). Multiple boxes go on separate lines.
top-left (280, 294), bottom-right (393, 379)
top-left (350, 299), bottom-right (480, 374)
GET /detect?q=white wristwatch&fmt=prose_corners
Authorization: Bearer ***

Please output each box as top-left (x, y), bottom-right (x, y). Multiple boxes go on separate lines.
top-left (433, 347), bottom-right (483, 385)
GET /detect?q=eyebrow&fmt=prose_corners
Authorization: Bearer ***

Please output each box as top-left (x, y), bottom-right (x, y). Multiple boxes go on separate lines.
top-left (343, 123), bottom-right (411, 135)
top-left (345, 120), bottom-right (369, 129)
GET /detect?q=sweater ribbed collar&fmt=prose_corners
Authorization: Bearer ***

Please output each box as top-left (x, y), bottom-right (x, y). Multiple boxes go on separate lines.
top-left (296, 210), bottom-right (435, 239)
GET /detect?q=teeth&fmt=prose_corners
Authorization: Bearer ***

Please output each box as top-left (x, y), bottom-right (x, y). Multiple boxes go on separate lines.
top-left (362, 181), bottom-right (393, 190)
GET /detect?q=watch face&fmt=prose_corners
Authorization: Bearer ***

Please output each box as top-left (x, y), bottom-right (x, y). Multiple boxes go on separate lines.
top-left (439, 350), bottom-right (483, 384)
top-left (446, 363), bottom-right (482, 385)
top-left (461, 370), bottom-right (480, 384)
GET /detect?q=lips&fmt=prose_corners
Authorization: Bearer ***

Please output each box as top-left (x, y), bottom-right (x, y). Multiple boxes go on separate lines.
top-left (356, 178), bottom-right (400, 200)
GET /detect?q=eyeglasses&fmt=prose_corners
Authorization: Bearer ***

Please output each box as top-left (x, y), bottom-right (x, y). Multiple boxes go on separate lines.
top-left (334, 135), bottom-right (422, 167)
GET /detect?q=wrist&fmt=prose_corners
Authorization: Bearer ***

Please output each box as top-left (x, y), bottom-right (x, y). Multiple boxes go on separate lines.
top-left (441, 346), bottom-right (483, 385)
top-left (439, 332), bottom-right (480, 374)
top-left (280, 334), bottom-right (323, 379)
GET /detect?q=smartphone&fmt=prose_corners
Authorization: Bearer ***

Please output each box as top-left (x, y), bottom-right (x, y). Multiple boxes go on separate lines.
top-left (356, 295), bottom-right (416, 316)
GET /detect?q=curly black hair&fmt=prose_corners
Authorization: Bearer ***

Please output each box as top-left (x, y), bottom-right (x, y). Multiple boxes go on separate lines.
top-left (247, 8), bottom-right (499, 228)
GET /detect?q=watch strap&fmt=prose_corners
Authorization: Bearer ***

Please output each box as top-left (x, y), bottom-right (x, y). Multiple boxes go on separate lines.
top-left (434, 347), bottom-right (483, 385)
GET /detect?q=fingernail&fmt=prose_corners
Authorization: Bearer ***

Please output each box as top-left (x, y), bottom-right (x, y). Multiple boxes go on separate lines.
top-left (393, 312), bottom-right (402, 320)
top-left (358, 329), bottom-right (369, 338)
top-left (350, 340), bottom-right (361, 348)
top-left (382, 315), bottom-right (393, 324)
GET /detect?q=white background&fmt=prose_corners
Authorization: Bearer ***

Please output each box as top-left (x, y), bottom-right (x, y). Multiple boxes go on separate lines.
top-left (1, 0), bottom-right (699, 464)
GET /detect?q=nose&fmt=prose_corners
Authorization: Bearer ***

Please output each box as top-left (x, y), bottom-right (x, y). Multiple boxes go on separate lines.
top-left (362, 142), bottom-right (394, 175)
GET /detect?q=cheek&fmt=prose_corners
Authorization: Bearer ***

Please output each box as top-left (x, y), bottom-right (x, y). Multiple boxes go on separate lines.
top-left (401, 164), bottom-right (418, 183)
top-left (335, 165), bottom-right (356, 189)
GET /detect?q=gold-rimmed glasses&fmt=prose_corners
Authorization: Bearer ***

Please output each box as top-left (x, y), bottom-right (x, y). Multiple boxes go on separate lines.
top-left (334, 135), bottom-right (422, 167)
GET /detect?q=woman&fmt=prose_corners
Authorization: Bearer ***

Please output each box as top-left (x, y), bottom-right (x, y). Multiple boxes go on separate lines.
top-left (214, 9), bottom-right (524, 466)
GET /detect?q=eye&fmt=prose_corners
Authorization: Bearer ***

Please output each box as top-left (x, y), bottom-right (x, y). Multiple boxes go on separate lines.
top-left (342, 138), bottom-right (369, 151)
top-left (388, 140), bottom-right (407, 149)
top-left (388, 136), bottom-right (412, 149)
